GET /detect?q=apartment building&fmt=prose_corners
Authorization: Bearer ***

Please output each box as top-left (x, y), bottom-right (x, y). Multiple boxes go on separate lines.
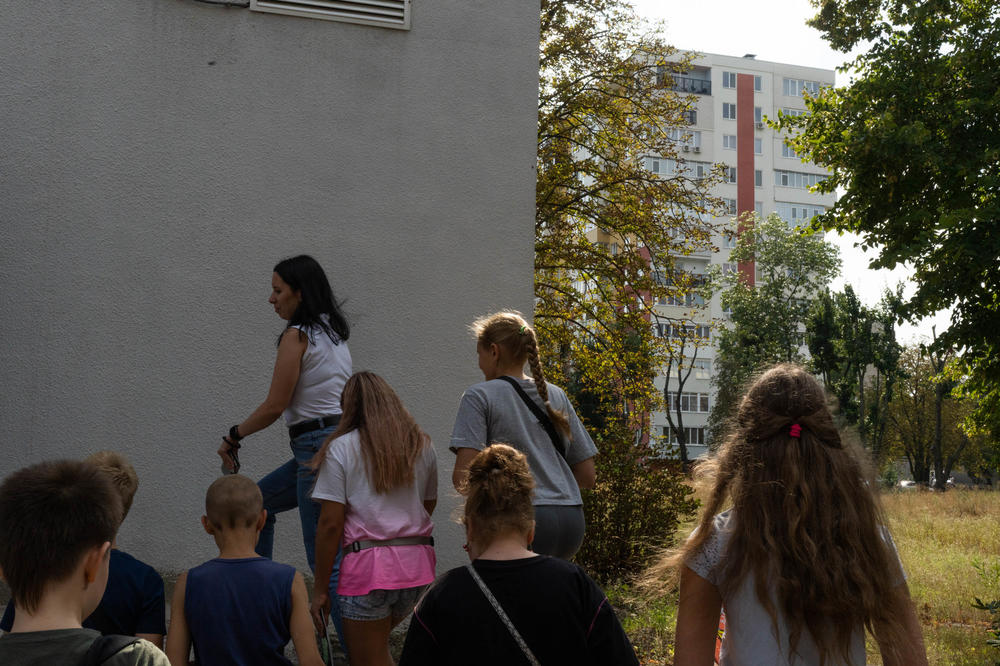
top-left (651, 52), bottom-right (837, 459)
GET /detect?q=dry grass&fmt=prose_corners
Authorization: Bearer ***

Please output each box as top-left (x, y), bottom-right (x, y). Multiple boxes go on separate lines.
top-left (613, 488), bottom-right (1000, 666)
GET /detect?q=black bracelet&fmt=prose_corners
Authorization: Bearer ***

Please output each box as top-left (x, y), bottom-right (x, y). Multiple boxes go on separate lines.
top-left (229, 425), bottom-right (243, 442)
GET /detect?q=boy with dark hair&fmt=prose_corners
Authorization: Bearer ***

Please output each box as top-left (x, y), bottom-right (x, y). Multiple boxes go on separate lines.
top-left (166, 475), bottom-right (323, 666)
top-left (1, 451), bottom-right (166, 647)
top-left (0, 459), bottom-right (168, 665)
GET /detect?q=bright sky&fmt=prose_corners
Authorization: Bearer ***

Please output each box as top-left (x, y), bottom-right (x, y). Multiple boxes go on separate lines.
top-left (630, 0), bottom-right (952, 344)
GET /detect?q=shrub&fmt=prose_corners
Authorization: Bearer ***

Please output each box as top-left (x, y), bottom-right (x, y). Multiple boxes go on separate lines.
top-left (576, 423), bottom-right (698, 582)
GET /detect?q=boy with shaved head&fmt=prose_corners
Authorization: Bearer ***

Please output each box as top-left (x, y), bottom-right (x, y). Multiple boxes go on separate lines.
top-left (166, 475), bottom-right (322, 666)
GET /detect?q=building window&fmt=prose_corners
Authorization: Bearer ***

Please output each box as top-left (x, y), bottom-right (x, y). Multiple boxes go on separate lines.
top-left (776, 201), bottom-right (825, 225)
top-left (722, 198), bottom-right (737, 215)
top-left (723, 134), bottom-right (737, 150)
top-left (782, 144), bottom-right (800, 159)
top-left (781, 107), bottom-right (806, 117)
top-left (655, 324), bottom-right (711, 342)
top-left (755, 200), bottom-right (764, 215)
top-left (754, 169), bottom-right (763, 187)
top-left (774, 169), bottom-right (826, 189)
top-left (754, 75), bottom-right (762, 91)
top-left (722, 234), bottom-right (737, 249)
top-left (693, 358), bottom-right (712, 379)
top-left (754, 106), bottom-right (763, 123)
top-left (664, 426), bottom-right (707, 446)
top-left (682, 109), bottom-right (698, 125)
top-left (721, 262), bottom-right (738, 275)
top-left (754, 138), bottom-right (762, 154)
top-left (783, 78), bottom-right (821, 97)
top-left (722, 71), bottom-right (737, 88)
top-left (666, 391), bottom-right (711, 413)
top-left (648, 157), bottom-right (661, 174)
top-left (725, 167), bottom-right (737, 183)
top-left (722, 102), bottom-right (737, 120)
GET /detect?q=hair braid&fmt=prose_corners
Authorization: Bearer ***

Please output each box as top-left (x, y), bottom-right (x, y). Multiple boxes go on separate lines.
top-left (523, 327), bottom-right (572, 439)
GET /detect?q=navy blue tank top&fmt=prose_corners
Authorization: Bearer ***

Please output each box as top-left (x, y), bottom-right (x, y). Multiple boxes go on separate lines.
top-left (184, 557), bottom-right (295, 666)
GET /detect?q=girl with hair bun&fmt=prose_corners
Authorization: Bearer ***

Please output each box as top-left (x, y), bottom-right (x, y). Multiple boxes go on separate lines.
top-left (659, 363), bottom-right (927, 666)
top-left (399, 445), bottom-right (638, 666)
top-left (450, 311), bottom-right (597, 559)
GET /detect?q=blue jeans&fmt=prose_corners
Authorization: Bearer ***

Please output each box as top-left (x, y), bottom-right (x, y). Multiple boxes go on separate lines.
top-left (256, 426), bottom-right (345, 647)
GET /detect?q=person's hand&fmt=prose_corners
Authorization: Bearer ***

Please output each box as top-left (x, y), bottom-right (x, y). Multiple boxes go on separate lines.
top-left (310, 590), bottom-right (331, 633)
top-left (218, 437), bottom-right (239, 473)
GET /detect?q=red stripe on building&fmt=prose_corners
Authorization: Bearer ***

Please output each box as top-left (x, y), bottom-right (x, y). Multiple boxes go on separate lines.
top-left (736, 72), bottom-right (755, 286)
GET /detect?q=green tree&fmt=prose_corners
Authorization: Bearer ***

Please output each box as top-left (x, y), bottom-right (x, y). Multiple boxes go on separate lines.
top-left (886, 344), bottom-right (970, 487)
top-left (708, 214), bottom-right (841, 443)
top-left (535, 0), bottom-right (712, 577)
top-left (806, 285), bottom-right (903, 457)
top-left (782, 0), bottom-right (1000, 436)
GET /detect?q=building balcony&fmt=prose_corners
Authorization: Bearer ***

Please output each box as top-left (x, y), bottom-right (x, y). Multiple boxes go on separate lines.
top-left (670, 75), bottom-right (712, 95)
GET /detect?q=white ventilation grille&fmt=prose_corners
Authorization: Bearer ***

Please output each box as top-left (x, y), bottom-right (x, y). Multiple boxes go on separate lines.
top-left (250, 0), bottom-right (410, 30)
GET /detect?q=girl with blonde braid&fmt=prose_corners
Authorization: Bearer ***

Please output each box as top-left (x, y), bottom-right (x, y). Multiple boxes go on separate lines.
top-left (450, 311), bottom-right (597, 559)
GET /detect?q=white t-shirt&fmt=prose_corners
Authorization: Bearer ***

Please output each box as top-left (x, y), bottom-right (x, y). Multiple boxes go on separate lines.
top-left (312, 430), bottom-right (437, 595)
top-left (687, 510), bottom-right (905, 666)
top-left (282, 323), bottom-right (352, 426)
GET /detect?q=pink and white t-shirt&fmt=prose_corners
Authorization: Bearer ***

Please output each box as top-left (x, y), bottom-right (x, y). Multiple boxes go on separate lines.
top-left (312, 430), bottom-right (437, 596)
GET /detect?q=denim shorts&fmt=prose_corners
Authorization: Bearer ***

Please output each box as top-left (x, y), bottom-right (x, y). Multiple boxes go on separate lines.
top-left (338, 585), bottom-right (427, 621)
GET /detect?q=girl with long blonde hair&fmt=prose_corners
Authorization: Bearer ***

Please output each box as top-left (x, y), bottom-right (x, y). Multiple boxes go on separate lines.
top-left (661, 363), bottom-right (927, 666)
top-left (309, 372), bottom-right (437, 666)
top-left (450, 311), bottom-right (597, 559)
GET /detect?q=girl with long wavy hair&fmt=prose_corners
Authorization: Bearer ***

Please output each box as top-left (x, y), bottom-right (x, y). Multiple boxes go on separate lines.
top-left (657, 363), bottom-right (927, 666)
top-left (450, 311), bottom-right (597, 559)
top-left (309, 372), bottom-right (437, 666)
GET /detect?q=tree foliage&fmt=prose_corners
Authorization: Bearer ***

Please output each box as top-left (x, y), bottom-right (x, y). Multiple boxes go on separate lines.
top-left (783, 0), bottom-right (1000, 435)
top-left (708, 214), bottom-right (841, 443)
top-left (886, 344), bottom-right (972, 488)
top-left (534, 0), bottom-right (713, 578)
top-left (535, 0), bottom-right (723, 427)
top-left (806, 286), bottom-right (903, 458)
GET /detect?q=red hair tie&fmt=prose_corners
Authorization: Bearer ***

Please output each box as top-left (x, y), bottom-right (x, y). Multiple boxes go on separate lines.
top-left (789, 423), bottom-right (802, 438)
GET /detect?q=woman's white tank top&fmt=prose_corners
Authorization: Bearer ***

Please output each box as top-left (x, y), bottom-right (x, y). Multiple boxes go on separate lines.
top-left (282, 322), bottom-right (352, 426)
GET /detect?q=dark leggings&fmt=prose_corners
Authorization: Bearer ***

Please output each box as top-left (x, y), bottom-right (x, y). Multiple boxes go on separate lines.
top-left (531, 504), bottom-right (586, 559)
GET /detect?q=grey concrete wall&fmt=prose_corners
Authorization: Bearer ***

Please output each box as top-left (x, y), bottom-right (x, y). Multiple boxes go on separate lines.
top-left (0, 0), bottom-right (539, 576)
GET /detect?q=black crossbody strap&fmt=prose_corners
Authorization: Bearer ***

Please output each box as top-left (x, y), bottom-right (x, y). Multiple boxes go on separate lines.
top-left (497, 376), bottom-right (567, 458)
top-left (80, 635), bottom-right (142, 666)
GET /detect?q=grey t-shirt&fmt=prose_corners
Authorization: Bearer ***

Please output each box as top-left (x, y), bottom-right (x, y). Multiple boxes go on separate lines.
top-left (0, 628), bottom-right (169, 666)
top-left (449, 377), bottom-right (597, 505)
top-left (687, 510), bottom-right (904, 666)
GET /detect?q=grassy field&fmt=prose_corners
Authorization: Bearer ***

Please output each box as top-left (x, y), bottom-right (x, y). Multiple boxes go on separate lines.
top-left (611, 489), bottom-right (1000, 666)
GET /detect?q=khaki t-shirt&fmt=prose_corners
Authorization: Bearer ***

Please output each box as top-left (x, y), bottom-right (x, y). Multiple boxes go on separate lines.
top-left (0, 628), bottom-right (169, 666)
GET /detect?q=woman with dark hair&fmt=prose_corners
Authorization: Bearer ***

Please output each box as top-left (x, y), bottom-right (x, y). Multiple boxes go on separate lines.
top-left (217, 254), bottom-right (352, 641)
top-left (399, 444), bottom-right (637, 666)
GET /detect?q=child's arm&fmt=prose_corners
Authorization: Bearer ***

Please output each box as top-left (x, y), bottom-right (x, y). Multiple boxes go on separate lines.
top-left (289, 571), bottom-right (324, 666)
top-left (164, 572), bottom-right (192, 666)
top-left (311, 500), bottom-right (345, 631)
top-left (673, 565), bottom-right (723, 666)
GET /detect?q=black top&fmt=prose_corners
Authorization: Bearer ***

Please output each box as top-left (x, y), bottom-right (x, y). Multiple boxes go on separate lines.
top-left (399, 556), bottom-right (639, 666)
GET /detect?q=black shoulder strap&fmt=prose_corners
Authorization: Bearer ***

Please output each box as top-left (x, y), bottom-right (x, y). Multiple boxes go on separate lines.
top-left (80, 634), bottom-right (142, 666)
top-left (496, 376), bottom-right (567, 458)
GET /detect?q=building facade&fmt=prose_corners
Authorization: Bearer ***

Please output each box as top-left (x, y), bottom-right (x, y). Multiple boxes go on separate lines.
top-left (651, 53), bottom-right (837, 459)
top-left (0, 1), bottom-right (539, 576)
